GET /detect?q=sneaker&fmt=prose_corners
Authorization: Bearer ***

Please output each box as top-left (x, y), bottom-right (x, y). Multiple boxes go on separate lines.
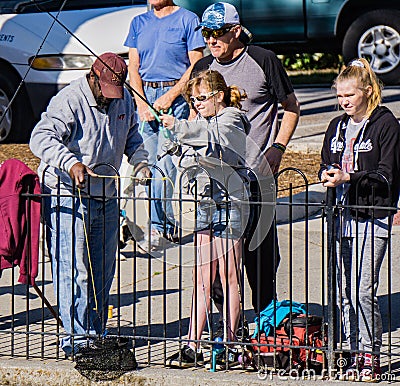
top-left (359, 354), bottom-right (382, 383)
top-left (142, 228), bottom-right (179, 251)
top-left (337, 353), bottom-right (364, 381)
top-left (164, 231), bottom-right (180, 243)
top-left (167, 345), bottom-right (204, 368)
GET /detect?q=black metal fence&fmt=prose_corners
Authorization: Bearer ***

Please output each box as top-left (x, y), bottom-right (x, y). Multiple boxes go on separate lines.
top-left (0, 166), bottom-right (398, 382)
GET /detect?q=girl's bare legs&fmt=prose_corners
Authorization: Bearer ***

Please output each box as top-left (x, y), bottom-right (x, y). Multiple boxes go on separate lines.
top-left (187, 233), bottom-right (242, 348)
top-left (187, 232), bottom-right (218, 349)
top-left (216, 237), bottom-right (241, 343)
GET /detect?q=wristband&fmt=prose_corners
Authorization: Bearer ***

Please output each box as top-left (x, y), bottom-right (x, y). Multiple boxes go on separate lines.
top-left (272, 142), bottom-right (286, 153)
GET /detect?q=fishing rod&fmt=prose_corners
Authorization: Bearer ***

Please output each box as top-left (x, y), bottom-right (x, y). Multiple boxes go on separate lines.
top-left (1, 0), bottom-right (160, 132)
top-left (0, 0), bottom-right (69, 128)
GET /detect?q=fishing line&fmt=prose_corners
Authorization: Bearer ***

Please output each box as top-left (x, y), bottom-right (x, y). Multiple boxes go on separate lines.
top-left (198, 237), bottom-right (213, 340)
top-left (74, 172), bottom-right (175, 314)
top-left (29, 0), bottom-right (159, 112)
top-left (209, 67), bottom-right (245, 344)
top-left (0, 0), bottom-right (68, 128)
top-left (2, 0), bottom-right (160, 133)
top-left (77, 187), bottom-right (99, 312)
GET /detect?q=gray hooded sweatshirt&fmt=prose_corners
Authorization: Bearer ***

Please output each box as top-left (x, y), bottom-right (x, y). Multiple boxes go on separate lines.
top-left (29, 75), bottom-right (148, 198)
top-left (171, 107), bottom-right (250, 202)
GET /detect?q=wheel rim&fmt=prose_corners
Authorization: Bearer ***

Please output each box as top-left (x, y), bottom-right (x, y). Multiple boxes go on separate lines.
top-left (0, 88), bottom-right (12, 142)
top-left (358, 25), bottom-right (400, 75)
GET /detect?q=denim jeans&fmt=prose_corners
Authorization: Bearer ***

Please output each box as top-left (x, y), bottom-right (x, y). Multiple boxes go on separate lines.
top-left (44, 190), bottom-right (118, 355)
top-left (140, 85), bottom-right (189, 234)
top-left (196, 201), bottom-right (247, 239)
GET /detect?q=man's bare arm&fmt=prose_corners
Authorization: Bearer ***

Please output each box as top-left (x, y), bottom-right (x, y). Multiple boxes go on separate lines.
top-left (152, 48), bottom-right (204, 112)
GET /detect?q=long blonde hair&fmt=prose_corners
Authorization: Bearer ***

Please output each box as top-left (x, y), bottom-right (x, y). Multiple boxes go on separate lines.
top-left (185, 69), bottom-right (247, 110)
top-left (333, 57), bottom-right (382, 117)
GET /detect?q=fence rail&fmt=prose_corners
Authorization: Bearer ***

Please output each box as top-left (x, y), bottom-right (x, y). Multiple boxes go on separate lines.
top-left (0, 166), bottom-right (399, 382)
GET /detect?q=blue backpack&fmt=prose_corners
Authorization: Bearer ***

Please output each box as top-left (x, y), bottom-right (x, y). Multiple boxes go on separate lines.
top-left (252, 299), bottom-right (306, 338)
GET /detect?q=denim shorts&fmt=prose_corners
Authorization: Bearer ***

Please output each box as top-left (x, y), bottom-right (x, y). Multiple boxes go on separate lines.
top-left (195, 200), bottom-right (246, 239)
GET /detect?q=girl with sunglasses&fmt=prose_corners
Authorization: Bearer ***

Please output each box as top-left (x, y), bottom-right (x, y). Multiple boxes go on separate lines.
top-left (161, 69), bottom-right (250, 368)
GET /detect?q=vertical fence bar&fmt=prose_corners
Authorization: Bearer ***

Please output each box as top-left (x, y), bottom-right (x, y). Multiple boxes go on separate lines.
top-left (174, 168), bottom-right (190, 364)
top-left (56, 179), bottom-right (61, 359)
top-left (25, 195), bottom-right (30, 359)
top-left (116, 177), bottom-right (122, 338)
top-left (101, 178), bottom-right (106, 340)
top-left (132, 184), bottom-right (138, 361)
top-left (178, 175), bottom-right (184, 362)
top-left (162, 178), bottom-right (167, 364)
top-left (11, 246), bottom-right (15, 357)
top-left (321, 196), bottom-right (327, 372)
top-left (40, 192), bottom-right (46, 359)
top-left (71, 183), bottom-right (76, 354)
top-left (304, 181), bottom-right (309, 367)
top-left (387, 212), bottom-right (392, 374)
top-left (326, 186), bottom-right (337, 373)
top-left (147, 180), bottom-right (152, 364)
top-left (163, 236), bottom-right (167, 365)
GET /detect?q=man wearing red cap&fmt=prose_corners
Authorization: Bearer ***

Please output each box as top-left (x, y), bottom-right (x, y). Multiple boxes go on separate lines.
top-left (29, 52), bottom-right (150, 358)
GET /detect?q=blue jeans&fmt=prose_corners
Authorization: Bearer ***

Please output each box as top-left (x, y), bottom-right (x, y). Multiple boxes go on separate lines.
top-left (44, 190), bottom-right (118, 355)
top-left (196, 201), bottom-right (247, 239)
top-left (140, 85), bottom-right (189, 234)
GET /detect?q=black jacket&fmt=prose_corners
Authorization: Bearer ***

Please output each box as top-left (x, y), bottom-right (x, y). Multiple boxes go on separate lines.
top-left (319, 106), bottom-right (400, 218)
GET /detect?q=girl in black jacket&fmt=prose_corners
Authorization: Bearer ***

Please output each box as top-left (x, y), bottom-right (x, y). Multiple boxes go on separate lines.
top-left (320, 58), bottom-right (400, 381)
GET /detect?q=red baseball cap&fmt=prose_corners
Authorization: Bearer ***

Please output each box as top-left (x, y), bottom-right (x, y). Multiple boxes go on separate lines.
top-left (92, 52), bottom-right (127, 99)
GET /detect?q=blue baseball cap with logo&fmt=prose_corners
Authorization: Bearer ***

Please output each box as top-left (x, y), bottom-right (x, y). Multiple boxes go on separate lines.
top-left (197, 2), bottom-right (240, 30)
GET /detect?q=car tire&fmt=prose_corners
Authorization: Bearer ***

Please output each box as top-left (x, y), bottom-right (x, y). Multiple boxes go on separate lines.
top-left (342, 9), bottom-right (400, 85)
top-left (0, 65), bottom-right (34, 143)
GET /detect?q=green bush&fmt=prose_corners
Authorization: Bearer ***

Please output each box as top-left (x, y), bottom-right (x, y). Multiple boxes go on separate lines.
top-left (279, 53), bottom-right (343, 71)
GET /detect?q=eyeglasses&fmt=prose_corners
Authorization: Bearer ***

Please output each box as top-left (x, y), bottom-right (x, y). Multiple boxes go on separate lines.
top-left (201, 25), bottom-right (234, 39)
top-left (189, 90), bottom-right (219, 104)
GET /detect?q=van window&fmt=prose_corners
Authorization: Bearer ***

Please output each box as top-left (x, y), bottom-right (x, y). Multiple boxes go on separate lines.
top-left (0, 0), bottom-right (147, 14)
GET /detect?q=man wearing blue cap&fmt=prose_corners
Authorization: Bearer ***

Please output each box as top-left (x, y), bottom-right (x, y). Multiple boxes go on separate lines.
top-left (191, 1), bottom-right (300, 363)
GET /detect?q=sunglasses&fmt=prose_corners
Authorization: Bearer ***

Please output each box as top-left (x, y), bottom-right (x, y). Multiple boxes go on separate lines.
top-left (201, 25), bottom-right (234, 39)
top-left (190, 90), bottom-right (219, 104)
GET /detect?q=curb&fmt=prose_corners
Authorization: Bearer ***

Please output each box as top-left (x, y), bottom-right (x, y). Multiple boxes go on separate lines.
top-left (0, 358), bottom-right (352, 386)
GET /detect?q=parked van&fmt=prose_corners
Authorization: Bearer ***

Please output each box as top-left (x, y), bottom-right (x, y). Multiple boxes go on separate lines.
top-left (177, 0), bottom-right (400, 85)
top-left (0, 0), bottom-right (147, 142)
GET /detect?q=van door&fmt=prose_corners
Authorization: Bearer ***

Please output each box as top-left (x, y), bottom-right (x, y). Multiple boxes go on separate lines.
top-left (239, 0), bottom-right (305, 43)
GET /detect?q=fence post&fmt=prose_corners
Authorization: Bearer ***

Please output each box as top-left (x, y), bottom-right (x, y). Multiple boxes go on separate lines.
top-left (326, 186), bottom-right (337, 375)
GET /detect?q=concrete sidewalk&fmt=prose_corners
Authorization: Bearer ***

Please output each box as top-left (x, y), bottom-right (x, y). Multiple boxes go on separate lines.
top-left (0, 357), bottom-right (389, 386)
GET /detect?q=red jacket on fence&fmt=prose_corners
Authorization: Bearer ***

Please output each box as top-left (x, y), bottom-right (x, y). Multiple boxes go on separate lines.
top-left (0, 159), bottom-right (41, 285)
